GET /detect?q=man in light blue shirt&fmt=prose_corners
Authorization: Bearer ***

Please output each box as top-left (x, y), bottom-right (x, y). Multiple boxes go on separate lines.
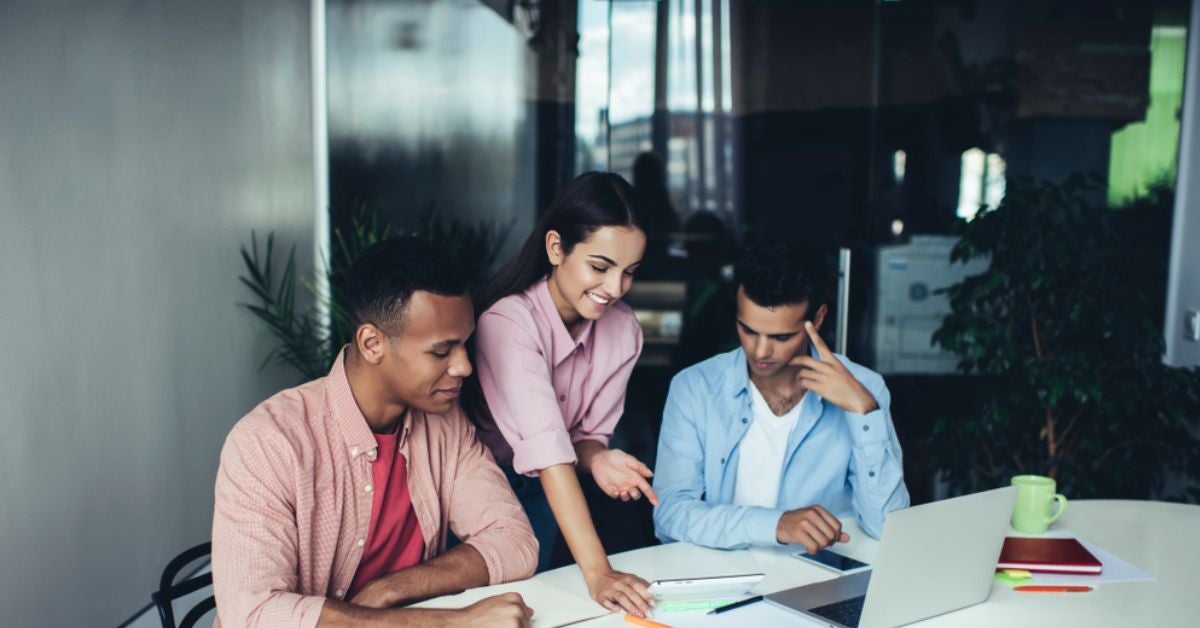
top-left (653, 240), bottom-right (909, 552)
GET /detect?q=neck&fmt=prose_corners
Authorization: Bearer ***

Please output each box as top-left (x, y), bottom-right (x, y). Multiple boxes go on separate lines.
top-left (344, 349), bottom-right (409, 434)
top-left (546, 276), bottom-right (585, 338)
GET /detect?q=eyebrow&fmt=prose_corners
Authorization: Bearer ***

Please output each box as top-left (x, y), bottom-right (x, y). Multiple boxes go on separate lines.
top-left (588, 254), bottom-right (643, 268)
top-left (431, 339), bottom-right (463, 350)
top-left (737, 320), bottom-right (798, 337)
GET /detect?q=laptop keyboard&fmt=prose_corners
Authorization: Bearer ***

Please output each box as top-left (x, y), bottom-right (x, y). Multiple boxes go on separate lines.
top-left (809, 595), bottom-right (866, 627)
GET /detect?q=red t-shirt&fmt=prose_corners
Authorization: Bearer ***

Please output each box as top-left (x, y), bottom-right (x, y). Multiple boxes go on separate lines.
top-left (347, 430), bottom-right (426, 598)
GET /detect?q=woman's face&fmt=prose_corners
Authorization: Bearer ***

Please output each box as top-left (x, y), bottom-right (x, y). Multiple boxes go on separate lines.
top-left (546, 225), bottom-right (646, 325)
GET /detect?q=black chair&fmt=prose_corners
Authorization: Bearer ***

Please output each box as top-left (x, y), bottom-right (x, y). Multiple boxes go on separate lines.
top-left (151, 542), bottom-right (216, 628)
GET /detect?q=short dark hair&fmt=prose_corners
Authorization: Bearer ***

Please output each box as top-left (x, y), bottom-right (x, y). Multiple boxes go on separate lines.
top-left (734, 239), bottom-right (827, 310)
top-left (346, 236), bottom-right (468, 333)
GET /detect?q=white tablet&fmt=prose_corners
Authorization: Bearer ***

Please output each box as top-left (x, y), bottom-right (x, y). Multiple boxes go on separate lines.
top-left (647, 573), bottom-right (765, 600)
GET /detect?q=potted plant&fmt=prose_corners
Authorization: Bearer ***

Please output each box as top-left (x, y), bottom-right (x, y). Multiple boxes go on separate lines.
top-left (931, 174), bottom-right (1200, 501)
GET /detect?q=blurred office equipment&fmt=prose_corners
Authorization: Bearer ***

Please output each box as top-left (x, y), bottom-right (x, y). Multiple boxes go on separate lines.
top-left (868, 236), bottom-right (988, 375)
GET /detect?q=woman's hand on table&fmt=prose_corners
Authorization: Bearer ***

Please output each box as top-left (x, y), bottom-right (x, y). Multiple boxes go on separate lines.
top-left (584, 568), bottom-right (655, 617)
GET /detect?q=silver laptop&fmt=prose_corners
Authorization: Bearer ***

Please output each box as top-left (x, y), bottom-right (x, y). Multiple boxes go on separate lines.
top-left (767, 486), bottom-right (1018, 628)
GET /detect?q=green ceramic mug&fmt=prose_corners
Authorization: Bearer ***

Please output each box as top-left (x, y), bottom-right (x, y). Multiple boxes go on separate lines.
top-left (1011, 475), bottom-right (1068, 534)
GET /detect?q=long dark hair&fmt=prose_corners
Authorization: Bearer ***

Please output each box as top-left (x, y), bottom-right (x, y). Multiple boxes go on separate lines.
top-left (464, 172), bottom-right (642, 431)
top-left (475, 171), bottom-right (642, 314)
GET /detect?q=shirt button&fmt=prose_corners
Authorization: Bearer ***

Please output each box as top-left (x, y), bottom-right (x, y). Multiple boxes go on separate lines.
top-left (869, 471), bottom-right (876, 478)
top-left (364, 484), bottom-right (373, 493)
top-left (357, 538), bottom-right (366, 547)
top-left (741, 417), bottom-right (748, 424)
top-left (558, 394), bottom-right (566, 402)
top-left (350, 447), bottom-right (359, 457)
top-left (720, 457), bottom-right (726, 464)
top-left (366, 450), bottom-right (377, 461)
top-left (863, 425), bottom-right (870, 432)
top-left (334, 589), bottom-right (344, 598)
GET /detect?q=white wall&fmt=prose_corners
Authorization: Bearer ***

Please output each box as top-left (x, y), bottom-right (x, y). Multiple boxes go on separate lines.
top-left (1165, 0), bottom-right (1200, 367)
top-left (0, 1), bottom-right (316, 625)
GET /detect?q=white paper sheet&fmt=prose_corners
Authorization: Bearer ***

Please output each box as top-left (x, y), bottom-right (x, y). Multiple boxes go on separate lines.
top-left (1021, 535), bottom-right (1155, 586)
top-left (411, 579), bottom-right (610, 627)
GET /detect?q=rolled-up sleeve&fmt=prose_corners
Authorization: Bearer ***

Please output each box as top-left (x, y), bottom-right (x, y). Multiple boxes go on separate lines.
top-left (574, 319), bottom-right (642, 446)
top-left (448, 416), bottom-right (539, 583)
top-left (212, 424), bottom-right (325, 628)
top-left (476, 311), bottom-right (575, 475)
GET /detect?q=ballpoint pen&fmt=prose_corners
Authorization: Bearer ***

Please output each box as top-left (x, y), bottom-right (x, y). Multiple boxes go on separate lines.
top-left (707, 595), bottom-right (765, 615)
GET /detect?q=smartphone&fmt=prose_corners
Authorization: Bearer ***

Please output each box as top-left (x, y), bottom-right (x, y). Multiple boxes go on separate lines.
top-left (792, 548), bottom-right (871, 574)
top-left (647, 572), bottom-right (765, 600)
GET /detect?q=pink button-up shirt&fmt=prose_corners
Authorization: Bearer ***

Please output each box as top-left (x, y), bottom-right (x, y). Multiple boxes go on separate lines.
top-left (211, 350), bottom-right (537, 628)
top-left (475, 278), bottom-right (643, 476)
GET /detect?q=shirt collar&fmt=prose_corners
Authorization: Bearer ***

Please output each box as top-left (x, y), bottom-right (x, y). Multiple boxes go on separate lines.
top-left (533, 278), bottom-right (595, 366)
top-left (325, 347), bottom-right (412, 458)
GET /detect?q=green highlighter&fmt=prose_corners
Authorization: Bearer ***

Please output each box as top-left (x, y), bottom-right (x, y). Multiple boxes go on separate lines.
top-left (658, 599), bottom-right (738, 613)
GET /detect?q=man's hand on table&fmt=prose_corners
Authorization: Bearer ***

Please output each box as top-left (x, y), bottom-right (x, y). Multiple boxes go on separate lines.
top-left (458, 592), bottom-right (534, 627)
top-left (777, 504), bottom-right (850, 553)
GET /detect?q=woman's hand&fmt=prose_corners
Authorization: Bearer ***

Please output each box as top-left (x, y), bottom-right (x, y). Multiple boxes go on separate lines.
top-left (584, 568), bottom-right (655, 617)
top-left (587, 448), bottom-right (659, 505)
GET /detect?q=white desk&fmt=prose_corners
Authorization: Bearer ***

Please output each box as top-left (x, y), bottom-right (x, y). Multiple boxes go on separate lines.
top-left (524, 500), bottom-right (1199, 627)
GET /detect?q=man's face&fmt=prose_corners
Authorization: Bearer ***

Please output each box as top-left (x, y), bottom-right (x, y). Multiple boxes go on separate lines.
top-left (380, 291), bottom-right (475, 415)
top-left (735, 286), bottom-right (825, 378)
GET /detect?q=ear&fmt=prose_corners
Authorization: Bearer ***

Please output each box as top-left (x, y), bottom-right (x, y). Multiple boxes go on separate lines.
top-left (545, 230), bottom-right (565, 267)
top-left (355, 323), bottom-right (388, 365)
top-left (810, 303), bottom-right (829, 332)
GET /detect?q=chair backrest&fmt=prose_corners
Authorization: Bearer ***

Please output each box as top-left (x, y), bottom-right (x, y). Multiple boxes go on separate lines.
top-left (150, 542), bottom-right (216, 628)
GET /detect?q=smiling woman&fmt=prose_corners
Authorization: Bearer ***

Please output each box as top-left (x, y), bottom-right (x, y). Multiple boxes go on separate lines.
top-left (464, 172), bottom-right (661, 617)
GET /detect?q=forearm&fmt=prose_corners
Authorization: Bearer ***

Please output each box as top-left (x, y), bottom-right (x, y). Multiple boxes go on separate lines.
top-left (539, 463), bottom-right (610, 576)
top-left (356, 543), bottom-right (490, 608)
top-left (572, 439), bottom-right (607, 474)
top-left (846, 410), bottom-right (910, 537)
top-left (654, 494), bottom-right (783, 549)
top-left (318, 600), bottom-right (461, 628)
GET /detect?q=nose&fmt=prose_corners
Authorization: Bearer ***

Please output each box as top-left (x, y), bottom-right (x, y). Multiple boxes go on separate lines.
top-left (604, 271), bottom-right (624, 298)
top-left (449, 348), bottom-right (473, 379)
top-left (753, 335), bottom-right (771, 360)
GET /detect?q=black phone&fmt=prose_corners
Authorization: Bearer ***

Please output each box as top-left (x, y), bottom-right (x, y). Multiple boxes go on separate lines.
top-left (792, 548), bottom-right (871, 574)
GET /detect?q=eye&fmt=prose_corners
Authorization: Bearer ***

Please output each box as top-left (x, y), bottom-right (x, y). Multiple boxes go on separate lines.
top-left (771, 334), bottom-right (796, 342)
top-left (431, 350), bottom-right (450, 359)
top-left (591, 265), bottom-right (608, 274)
top-left (623, 269), bottom-right (637, 277)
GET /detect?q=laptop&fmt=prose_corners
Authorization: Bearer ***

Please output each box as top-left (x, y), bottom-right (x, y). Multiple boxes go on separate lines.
top-left (767, 486), bottom-right (1018, 628)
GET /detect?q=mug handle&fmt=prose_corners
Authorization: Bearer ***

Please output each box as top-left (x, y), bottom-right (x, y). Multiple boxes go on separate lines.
top-left (1047, 493), bottom-right (1068, 525)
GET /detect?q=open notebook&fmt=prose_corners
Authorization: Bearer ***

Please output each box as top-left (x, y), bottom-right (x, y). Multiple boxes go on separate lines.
top-left (411, 579), bottom-right (610, 628)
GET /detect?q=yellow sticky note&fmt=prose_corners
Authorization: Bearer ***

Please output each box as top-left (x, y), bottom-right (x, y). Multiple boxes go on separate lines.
top-left (1003, 569), bottom-right (1032, 578)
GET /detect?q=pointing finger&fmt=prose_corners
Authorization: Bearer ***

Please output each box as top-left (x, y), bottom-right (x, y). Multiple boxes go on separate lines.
top-left (805, 321), bottom-right (834, 360)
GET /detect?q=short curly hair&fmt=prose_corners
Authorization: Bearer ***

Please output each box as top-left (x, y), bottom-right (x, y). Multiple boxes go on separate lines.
top-left (734, 239), bottom-right (828, 311)
top-left (346, 236), bottom-right (468, 333)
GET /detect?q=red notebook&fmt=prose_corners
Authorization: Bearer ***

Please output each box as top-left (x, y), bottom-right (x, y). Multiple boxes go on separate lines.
top-left (997, 537), bottom-right (1103, 574)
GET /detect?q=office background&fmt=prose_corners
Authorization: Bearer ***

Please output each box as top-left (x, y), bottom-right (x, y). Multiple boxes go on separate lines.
top-left (1, 1), bottom-right (1197, 626)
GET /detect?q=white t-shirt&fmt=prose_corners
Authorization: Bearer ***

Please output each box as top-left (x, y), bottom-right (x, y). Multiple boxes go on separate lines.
top-left (732, 381), bottom-right (805, 508)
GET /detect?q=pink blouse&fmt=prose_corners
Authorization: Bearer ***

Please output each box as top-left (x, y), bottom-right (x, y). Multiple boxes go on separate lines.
top-left (475, 278), bottom-right (643, 475)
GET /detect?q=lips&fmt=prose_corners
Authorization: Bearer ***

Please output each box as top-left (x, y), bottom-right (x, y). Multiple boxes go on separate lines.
top-left (752, 360), bottom-right (773, 370)
top-left (436, 387), bottom-right (461, 398)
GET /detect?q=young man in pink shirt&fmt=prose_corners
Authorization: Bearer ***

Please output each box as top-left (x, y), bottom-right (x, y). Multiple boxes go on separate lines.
top-left (212, 237), bottom-right (538, 628)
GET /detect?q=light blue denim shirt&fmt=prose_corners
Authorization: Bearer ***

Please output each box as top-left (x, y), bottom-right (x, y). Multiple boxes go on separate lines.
top-left (652, 346), bottom-right (910, 549)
